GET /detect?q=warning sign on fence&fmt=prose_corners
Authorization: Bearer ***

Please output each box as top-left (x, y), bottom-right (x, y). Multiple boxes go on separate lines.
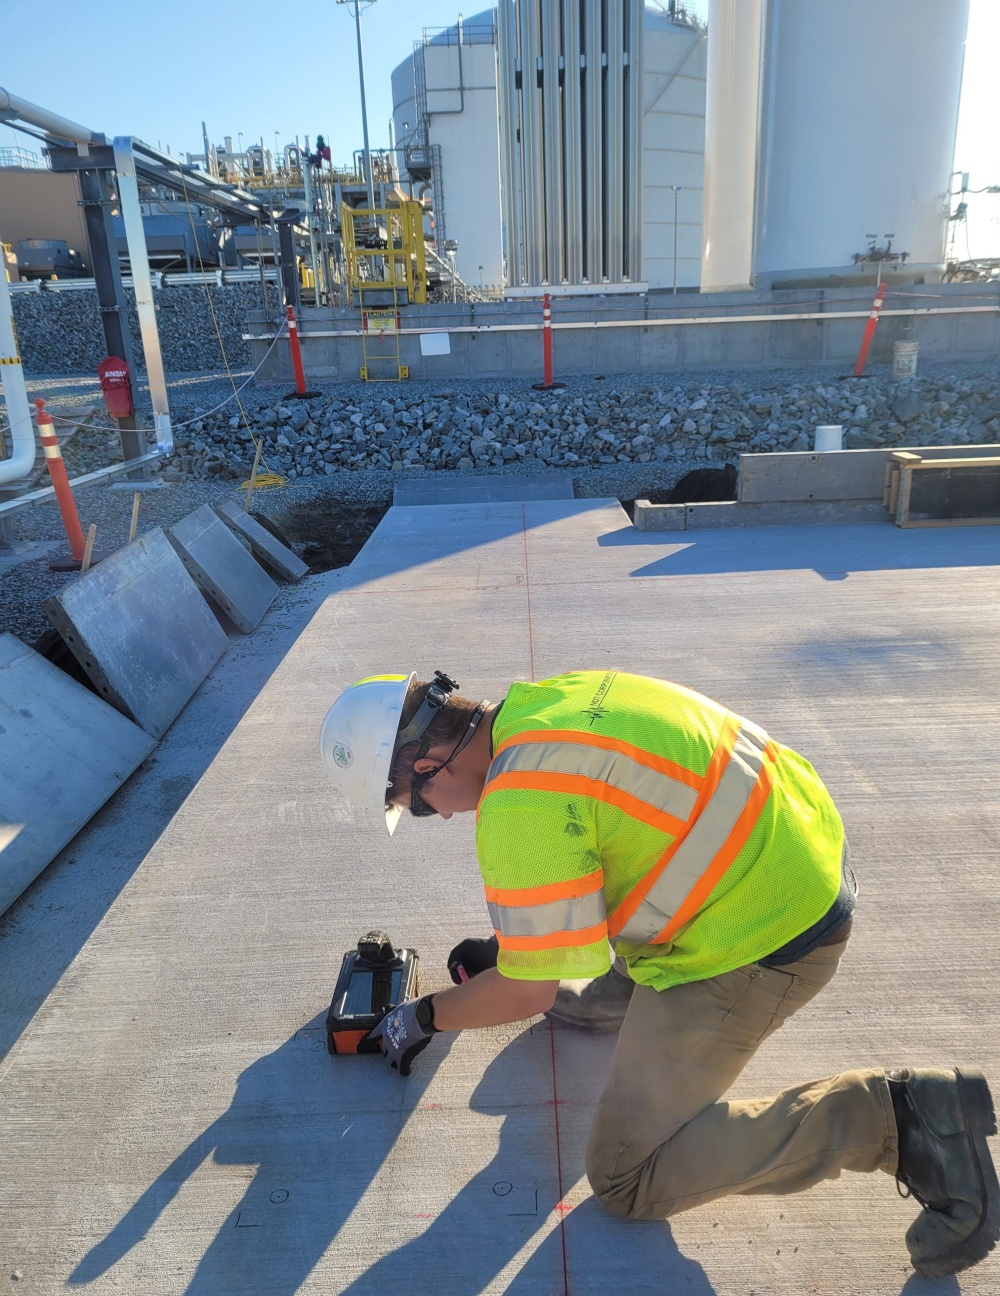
top-left (362, 311), bottom-right (401, 334)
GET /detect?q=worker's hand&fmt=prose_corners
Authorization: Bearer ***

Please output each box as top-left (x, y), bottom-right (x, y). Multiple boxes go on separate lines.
top-left (367, 998), bottom-right (437, 1076)
top-left (447, 935), bottom-right (499, 984)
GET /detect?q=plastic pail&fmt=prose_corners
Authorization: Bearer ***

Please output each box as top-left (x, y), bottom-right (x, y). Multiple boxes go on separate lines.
top-left (814, 424), bottom-right (843, 452)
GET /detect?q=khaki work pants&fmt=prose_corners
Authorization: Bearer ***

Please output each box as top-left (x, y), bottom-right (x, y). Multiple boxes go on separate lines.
top-left (586, 934), bottom-right (899, 1219)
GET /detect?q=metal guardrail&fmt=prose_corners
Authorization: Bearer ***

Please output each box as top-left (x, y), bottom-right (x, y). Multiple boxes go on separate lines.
top-left (7, 267), bottom-right (279, 294)
top-left (0, 451), bottom-right (164, 516)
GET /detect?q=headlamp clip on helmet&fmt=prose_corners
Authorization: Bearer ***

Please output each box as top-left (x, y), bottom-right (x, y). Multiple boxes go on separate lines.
top-left (392, 670), bottom-right (460, 758)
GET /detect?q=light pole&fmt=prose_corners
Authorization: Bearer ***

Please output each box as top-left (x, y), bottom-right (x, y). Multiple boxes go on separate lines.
top-left (669, 186), bottom-right (683, 294)
top-left (337, 0), bottom-right (377, 213)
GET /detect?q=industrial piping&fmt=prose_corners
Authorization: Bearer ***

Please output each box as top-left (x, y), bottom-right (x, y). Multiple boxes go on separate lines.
top-left (0, 87), bottom-right (100, 145)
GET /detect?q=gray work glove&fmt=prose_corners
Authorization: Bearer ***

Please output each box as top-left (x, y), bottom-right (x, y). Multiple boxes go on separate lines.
top-left (367, 997), bottom-right (437, 1076)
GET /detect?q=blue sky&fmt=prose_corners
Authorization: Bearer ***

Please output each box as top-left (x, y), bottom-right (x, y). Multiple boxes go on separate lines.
top-left (2, 0), bottom-right (996, 254)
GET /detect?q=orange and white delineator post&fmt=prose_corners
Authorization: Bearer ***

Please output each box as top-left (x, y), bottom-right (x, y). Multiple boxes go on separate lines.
top-left (853, 283), bottom-right (888, 377)
top-left (35, 398), bottom-right (86, 562)
top-left (532, 292), bottom-right (565, 391)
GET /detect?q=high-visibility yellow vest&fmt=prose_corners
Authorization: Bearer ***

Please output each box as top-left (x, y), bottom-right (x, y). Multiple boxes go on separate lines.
top-left (475, 671), bottom-right (845, 990)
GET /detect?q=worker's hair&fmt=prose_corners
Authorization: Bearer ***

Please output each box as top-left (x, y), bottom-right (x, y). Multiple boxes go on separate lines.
top-left (386, 678), bottom-right (481, 807)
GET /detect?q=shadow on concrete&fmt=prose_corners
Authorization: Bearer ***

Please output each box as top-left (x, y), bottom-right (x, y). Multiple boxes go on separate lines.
top-left (340, 1033), bottom-right (716, 1296)
top-left (68, 1018), bottom-right (455, 1294)
top-left (0, 577), bottom-right (341, 1064)
top-left (597, 523), bottom-right (1000, 581)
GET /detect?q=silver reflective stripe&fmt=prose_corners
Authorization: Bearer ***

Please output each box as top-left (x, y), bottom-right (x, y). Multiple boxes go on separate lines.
top-left (616, 721), bottom-right (769, 946)
top-left (488, 889), bottom-right (608, 939)
top-left (488, 740), bottom-right (698, 822)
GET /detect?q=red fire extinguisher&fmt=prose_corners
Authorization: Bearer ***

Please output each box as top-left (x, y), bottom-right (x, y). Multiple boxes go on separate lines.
top-left (97, 356), bottom-right (135, 420)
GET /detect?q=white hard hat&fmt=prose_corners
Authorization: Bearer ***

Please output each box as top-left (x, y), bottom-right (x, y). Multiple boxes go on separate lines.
top-left (319, 672), bottom-right (415, 835)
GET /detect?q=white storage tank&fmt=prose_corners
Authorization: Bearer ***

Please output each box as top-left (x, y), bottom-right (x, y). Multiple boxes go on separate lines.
top-left (703, 0), bottom-right (971, 289)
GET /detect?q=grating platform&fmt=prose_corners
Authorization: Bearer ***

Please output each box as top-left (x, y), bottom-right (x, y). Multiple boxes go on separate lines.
top-left (1, 502), bottom-right (999, 1294)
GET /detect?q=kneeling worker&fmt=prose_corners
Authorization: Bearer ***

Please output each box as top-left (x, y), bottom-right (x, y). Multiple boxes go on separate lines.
top-left (320, 668), bottom-right (999, 1280)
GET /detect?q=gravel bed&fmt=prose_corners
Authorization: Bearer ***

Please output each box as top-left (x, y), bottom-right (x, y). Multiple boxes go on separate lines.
top-left (4, 357), bottom-right (998, 647)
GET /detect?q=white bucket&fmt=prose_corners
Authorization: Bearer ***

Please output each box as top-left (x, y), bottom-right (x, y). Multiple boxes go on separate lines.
top-left (893, 340), bottom-right (920, 380)
top-left (814, 424), bottom-right (843, 452)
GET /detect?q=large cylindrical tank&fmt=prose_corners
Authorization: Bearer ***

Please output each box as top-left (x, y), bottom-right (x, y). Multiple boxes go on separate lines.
top-left (756, 0), bottom-right (970, 285)
top-left (704, 0), bottom-right (970, 288)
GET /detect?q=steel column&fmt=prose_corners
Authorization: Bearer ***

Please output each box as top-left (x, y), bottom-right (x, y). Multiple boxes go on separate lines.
top-left (113, 138), bottom-right (172, 454)
top-left (76, 164), bottom-right (143, 465)
top-left (583, 0), bottom-right (604, 282)
top-left (562, 0), bottom-right (584, 285)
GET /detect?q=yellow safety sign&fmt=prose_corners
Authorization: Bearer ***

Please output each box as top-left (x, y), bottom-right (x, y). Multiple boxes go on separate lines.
top-left (363, 310), bottom-right (401, 334)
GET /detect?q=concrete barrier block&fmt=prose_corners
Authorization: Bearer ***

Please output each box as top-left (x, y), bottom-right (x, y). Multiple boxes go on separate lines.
top-left (214, 500), bottom-right (308, 582)
top-left (0, 633), bottom-right (155, 916)
top-left (632, 500), bottom-right (686, 532)
top-left (738, 445), bottom-right (1000, 504)
top-left (43, 527), bottom-right (229, 738)
top-left (683, 500), bottom-right (890, 529)
top-left (168, 505), bottom-right (278, 634)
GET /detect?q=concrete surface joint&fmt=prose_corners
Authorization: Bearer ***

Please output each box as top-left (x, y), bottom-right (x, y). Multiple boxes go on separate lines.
top-left (42, 527), bottom-right (229, 738)
top-left (0, 633), bottom-right (155, 917)
top-left (167, 505), bottom-right (278, 634)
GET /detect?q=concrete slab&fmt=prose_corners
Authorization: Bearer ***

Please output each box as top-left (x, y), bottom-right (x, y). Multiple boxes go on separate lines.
top-left (3, 503), bottom-right (1000, 1294)
top-left (0, 633), bottom-right (155, 916)
top-left (214, 500), bottom-right (309, 582)
top-left (0, 539), bottom-right (59, 571)
top-left (633, 498), bottom-right (889, 530)
top-left (393, 472), bottom-right (575, 506)
top-left (168, 505), bottom-right (279, 634)
top-left (43, 527), bottom-right (229, 738)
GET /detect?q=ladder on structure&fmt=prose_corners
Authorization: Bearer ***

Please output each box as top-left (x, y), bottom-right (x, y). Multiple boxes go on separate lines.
top-left (341, 201), bottom-right (426, 382)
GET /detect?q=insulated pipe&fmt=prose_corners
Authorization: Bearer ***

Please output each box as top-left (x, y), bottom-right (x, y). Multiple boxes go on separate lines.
top-left (497, 1), bottom-right (523, 285)
top-left (519, 0), bottom-right (545, 284)
top-left (562, 0), bottom-right (584, 285)
top-left (583, 1), bottom-right (604, 282)
top-left (0, 248), bottom-right (35, 484)
top-left (540, 0), bottom-right (563, 283)
top-left (624, 0), bottom-right (644, 283)
top-left (0, 88), bottom-right (100, 144)
top-left (605, 1), bottom-right (625, 283)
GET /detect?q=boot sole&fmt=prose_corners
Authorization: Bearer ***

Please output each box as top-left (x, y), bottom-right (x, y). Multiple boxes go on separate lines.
top-left (912, 1067), bottom-right (1000, 1279)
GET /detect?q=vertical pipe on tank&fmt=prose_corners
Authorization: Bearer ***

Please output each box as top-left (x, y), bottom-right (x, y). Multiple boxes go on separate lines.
top-left (519, 0), bottom-right (546, 283)
top-left (562, 0), bottom-right (583, 284)
top-left (700, 0), bottom-right (763, 291)
top-left (623, 0), bottom-right (643, 281)
top-left (540, 0), bottom-right (564, 283)
top-left (583, 0), bottom-right (604, 281)
top-left (604, 0), bottom-right (624, 282)
top-left (497, 0), bottom-right (523, 285)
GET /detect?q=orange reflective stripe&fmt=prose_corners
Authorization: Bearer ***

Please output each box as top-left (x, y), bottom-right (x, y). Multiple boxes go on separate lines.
top-left (607, 712), bottom-right (741, 938)
top-left (496, 921), bottom-right (609, 952)
top-left (651, 740), bottom-right (778, 944)
top-left (483, 769), bottom-right (687, 836)
top-left (484, 867), bottom-right (604, 909)
top-left (493, 728), bottom-right (702, 790)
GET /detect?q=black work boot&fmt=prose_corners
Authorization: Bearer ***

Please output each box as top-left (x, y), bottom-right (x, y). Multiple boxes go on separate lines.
top-left (887, 1067), bottom-right (1000, 1278)
top-left (545, 968), bottom-right (635, 1033)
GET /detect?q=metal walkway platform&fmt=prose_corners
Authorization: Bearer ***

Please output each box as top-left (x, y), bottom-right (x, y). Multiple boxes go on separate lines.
top-left (2, 501), bottom-right (999, 1295)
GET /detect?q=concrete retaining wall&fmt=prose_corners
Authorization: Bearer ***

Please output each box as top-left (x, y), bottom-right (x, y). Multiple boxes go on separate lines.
top-left (248, 284), bottom-right (1000, 383)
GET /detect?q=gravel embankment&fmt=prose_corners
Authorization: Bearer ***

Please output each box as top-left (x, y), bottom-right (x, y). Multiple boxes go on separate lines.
top-left (3, 359), bottom-right (998, 646)
top-left (11, 283), bottom-right (280, 375)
